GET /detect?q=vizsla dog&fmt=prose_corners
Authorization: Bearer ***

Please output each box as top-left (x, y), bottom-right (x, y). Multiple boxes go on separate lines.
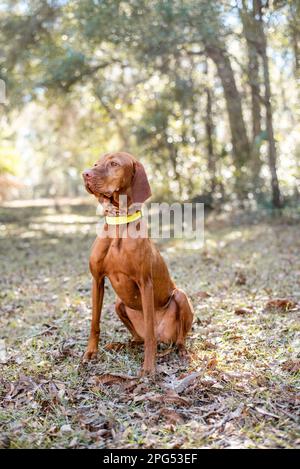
top-left (82, 152), bottom-right (193, 375)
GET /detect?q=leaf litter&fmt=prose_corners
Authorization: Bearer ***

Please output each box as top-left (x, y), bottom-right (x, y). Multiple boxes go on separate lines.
top-left (0, 203), bottom-right (299, 448)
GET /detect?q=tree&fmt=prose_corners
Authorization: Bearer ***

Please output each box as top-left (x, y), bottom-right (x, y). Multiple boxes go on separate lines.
top-left (205, 44), bottom-right (250, 193)
top-left (204, 59), bottom-right (217, 196)
top-left (255, 1), bottom-right (282, 208)
top-left (1, 0), bottom-right (295, 206)
top-left (240, 0), bottom-right (263, 190)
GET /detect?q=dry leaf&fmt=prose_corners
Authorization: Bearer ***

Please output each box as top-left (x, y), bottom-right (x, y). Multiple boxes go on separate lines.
top-left (162, 390), bottom-right (190, 406)
top-left (158, 408), bottom-right (184, 425)
top-left (104, 342), bottom-right (126, 352)
top-left (265, 298), bottom-right (297, 312)
top-left (282, 360), bottom-right (300, 373)
top-left (93, 373), bottom-right (137, 386)
top-left (200, 376), bottom-right (217, 387)
top-left (135, 390), bottom-right (190, 407)
top-left (200, 340), bottom-right (217, 350)
top-left (211, 383), bottom-right (224, 390)
top-left (60, 424), bottom-right (72, 434)
top-left (158, 347), bottom-right (174, 358)
top-left (234, 307), bottom-right (254, 316)
top-left (0, 435), bottom-right (10, 449)
top-left (207, 357), bottom-right (218, 370)
top-left (235, 271), bottom-right (246, 285)
top-left (195, 291), bottom-right (211, 299)
top-left (173, 372), bottom-right (201, 393)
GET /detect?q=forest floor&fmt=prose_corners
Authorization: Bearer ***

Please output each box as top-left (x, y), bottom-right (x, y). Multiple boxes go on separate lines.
top-left (0, 199), bottom-right (299, 449)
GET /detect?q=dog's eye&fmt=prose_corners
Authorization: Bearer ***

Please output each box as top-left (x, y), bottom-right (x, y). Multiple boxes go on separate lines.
top-left (111, 161), bottom-right (119, 167)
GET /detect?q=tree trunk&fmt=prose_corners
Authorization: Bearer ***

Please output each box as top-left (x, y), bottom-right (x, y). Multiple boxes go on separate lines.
top-left (204, 60), bottom-right (216, 195)
top-left (257, 1), bottom-right (282, 208)
top-left (205, 44), bottom-right (250, 197)
top-left (205, 86), bottom-right (216, 192)
top-left (262, 50), bottom-right (282, 208)
top-left (289, 1), bottom-right (300, 76)
top-left (241, 0), bottom-right (263, 188)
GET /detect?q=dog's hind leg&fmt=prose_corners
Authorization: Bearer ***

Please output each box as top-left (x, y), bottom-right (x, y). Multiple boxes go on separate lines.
top-left (173, 289), bottom-right (194, 356)
top-left (115, 298), bottom-right (144, 343)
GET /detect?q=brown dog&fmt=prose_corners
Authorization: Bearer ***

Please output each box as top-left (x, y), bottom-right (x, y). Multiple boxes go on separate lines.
top-left (82, 152), bottom-right (193, 375)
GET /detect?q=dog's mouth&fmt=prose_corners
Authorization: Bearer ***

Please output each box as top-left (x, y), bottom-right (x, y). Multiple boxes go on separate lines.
top-left (83, 174), bottom-right (120, 203)
top-left (84, 182), bottom-right (94, 194)
top-left (84, 183), bottom-right (117, 202)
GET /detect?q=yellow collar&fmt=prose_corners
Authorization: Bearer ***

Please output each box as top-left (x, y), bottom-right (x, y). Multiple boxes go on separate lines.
top-left (105, 210), bottom-right (142, 225)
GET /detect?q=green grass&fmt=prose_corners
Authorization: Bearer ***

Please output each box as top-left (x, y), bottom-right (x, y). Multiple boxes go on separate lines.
top-left (0, 200), bottom-right (299, 448)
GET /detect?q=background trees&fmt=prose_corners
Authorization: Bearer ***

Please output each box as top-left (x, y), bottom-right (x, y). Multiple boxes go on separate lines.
top-left (0, 0), bottom-right (299, 207)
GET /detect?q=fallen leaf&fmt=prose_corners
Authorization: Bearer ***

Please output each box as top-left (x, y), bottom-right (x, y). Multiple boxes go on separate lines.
top-left (132, 383), bottom-right (151, 395)
top-left (211, 383), bottom-right (224, 390)
top-left (207, 357), bottom-right (218, 370)
top-left (234, 307), bottom-right (254, 316)
top-left (282, 360), bottom-right (300, 373)
top-left (158, 408), bottom-right (184, 425)
top-left (69, 437), bottom-right (78, 448)
top-left (158, 347), bottom-right (174, 358)
top-left (229, 403), bottom-right (245, 419)
top-left (228, 334), bottom-right (243, 341)
top-left (92, 373), bottom-right (137, 386)
top-left (0, 435), bottom-right (10, 449)
top-left (200, 376), bottom-right (217, 387)
top-left (104, 342), bottom-right (126, 352)
top-left (134, 390), bottom-right (190, 407)
top-left (173, 372), bottom-right (201, 393)
top-left (265, 299), bottom-right (297, 312)
top-left (200, 340), bottom-right (217, 350)
top-left (60, 424), bottom-right (72, 433)
top-left (235, 271), bottom-right (246, 285)
top-left (162, 390), bottom-right (190, 407)
top-left (223, 371), bottom-right (253, 379)
top-left (195, 291), bottom-right (211, 299)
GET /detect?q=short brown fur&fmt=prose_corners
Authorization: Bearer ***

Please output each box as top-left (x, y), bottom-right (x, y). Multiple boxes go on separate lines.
top-left (82, 152), bottom-right (193, 375)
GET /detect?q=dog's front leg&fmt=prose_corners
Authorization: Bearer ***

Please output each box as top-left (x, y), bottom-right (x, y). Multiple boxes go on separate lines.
top-left (83, 276), bottom-right (104, 361)
top-left (140, 278), bottom-right (156, 376)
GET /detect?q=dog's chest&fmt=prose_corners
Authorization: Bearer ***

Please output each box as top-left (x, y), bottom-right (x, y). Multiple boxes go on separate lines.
top-left (102, 240), bottom-right (142, 307)
top-left (103, 239), bottom-right (137, 277)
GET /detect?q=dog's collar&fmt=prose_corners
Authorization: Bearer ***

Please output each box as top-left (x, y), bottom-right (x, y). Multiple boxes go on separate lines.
top-left (105, 210), bottom-right (142, 226)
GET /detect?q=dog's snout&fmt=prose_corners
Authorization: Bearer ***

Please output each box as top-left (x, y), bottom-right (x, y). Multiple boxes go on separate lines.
top-left (82, 169), bottom-right (92, 179)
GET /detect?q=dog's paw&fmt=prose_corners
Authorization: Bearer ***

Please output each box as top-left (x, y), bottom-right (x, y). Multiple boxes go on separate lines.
top-left (177, 344), bottom-right (189, 359)
top-left (82, 349), bottom-right (98, 362)
top-left (139, 366), bottom-right (156, 380)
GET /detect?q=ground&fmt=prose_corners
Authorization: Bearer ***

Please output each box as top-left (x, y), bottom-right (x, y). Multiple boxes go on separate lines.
top-left (0, 199), bottom-right (299, 449)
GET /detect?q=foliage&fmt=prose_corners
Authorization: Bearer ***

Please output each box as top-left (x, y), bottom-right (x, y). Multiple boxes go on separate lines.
top-left (0, 0), bottom-right (298, 203)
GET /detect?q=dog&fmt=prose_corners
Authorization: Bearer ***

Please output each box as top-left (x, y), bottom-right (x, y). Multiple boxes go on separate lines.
top-left (82, 152), bottom-right (193, 375)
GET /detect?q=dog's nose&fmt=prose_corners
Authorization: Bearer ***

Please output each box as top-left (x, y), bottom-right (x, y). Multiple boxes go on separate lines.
top-left (82, 169), bottom-right (92, 179)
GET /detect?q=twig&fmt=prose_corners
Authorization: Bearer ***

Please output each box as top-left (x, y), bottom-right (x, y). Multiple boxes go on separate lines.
top-left (255, 407), bottom-right (281, 419)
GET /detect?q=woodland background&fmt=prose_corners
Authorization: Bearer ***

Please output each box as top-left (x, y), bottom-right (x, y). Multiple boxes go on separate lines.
top-left (0, 0), bottom-right (299, 207)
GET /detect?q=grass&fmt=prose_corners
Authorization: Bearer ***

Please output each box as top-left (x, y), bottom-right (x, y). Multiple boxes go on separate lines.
top-left (0, 199), bottom-right (299, 449)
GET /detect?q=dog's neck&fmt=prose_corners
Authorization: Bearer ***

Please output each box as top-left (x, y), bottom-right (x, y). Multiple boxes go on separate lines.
top-left (99, 190), bottom-right (141, 217)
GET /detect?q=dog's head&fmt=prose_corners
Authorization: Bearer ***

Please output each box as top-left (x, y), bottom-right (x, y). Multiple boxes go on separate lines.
top-left (82, 152), bottom-right (151, 208)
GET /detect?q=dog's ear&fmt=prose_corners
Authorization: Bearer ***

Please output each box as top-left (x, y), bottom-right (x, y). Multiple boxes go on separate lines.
top-left (131, 160), bottom-right (152, 203)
